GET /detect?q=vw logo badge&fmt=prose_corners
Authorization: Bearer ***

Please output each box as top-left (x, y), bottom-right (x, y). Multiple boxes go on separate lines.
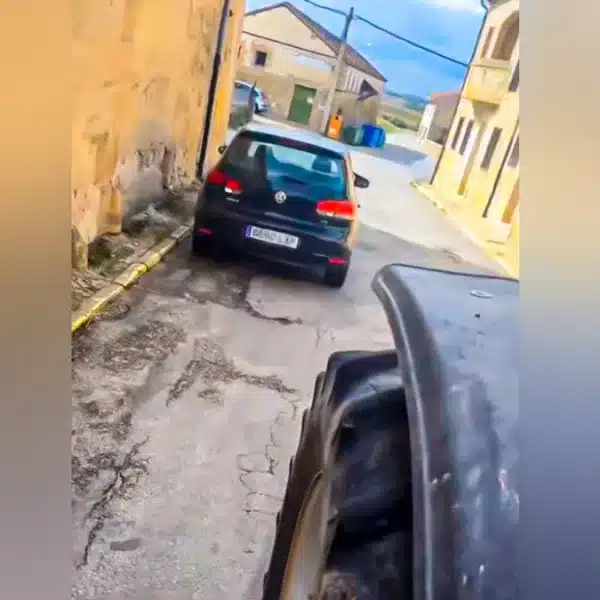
top-left (274, 191), bottom-right (286, 204)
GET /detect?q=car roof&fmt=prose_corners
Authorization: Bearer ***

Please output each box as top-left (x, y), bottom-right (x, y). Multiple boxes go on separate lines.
top-left (235, 80), bottom-right (261, 91)
top-left (239, 120), bottom-right (348, 157)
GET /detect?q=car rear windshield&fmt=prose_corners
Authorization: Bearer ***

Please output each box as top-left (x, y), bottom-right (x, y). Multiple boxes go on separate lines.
top-left (222, 133), bottom-right (347, 199)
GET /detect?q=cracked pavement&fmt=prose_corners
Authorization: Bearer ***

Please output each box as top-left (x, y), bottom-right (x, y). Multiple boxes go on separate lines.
top-left (71, 134), bottom-right (500, 600)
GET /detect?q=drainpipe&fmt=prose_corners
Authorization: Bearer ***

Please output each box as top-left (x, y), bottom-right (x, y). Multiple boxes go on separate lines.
top-left (196, 0), bottom-right (232, 180)
top-left (428, 0), bottom-right (490, 186)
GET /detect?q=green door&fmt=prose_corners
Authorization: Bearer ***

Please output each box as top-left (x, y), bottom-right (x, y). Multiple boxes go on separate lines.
top-left (288, 85), bottom-right (316, 126)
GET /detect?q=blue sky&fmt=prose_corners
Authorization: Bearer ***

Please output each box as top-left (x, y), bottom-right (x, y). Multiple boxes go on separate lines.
top-left (245, 0), bottom-right (486, 98)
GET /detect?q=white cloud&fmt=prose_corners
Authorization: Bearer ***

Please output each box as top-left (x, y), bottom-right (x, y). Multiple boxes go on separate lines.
top-left (423, 0), bottom-right (485, 13)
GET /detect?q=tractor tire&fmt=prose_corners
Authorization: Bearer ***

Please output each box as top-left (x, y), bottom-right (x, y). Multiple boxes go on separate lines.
top-left (261, 349), bottom-right (413, 600)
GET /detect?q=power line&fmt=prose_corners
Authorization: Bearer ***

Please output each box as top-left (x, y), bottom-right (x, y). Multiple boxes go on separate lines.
top-left (355, 15), bottom-right (469, 68)
top-left (301, 0), bottom-right (347, 17)
top-left (301, 0), bottom-right (470, 68)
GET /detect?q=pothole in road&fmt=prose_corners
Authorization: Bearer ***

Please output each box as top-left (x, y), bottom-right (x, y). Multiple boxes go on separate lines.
top-left (72, 341), bottom-right (298, 572)
top-left (99, 320), bottom-right (186, 372)
top-left (166, 337), bottom-right (297, 406)
top-left (137, 258), bottom-right (304, 326)
top-left (72, 438), bottom-right (150, 569)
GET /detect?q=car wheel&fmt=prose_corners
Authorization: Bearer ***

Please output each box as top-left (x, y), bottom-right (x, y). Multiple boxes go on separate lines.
top-left (261, 349), bottom-right (413, 600)
top-left (324, 261), bottom-right (350, 289)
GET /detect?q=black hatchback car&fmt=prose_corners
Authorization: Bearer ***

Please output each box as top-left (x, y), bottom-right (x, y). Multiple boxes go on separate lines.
top-left (192, 122), bottom-right (369, 288)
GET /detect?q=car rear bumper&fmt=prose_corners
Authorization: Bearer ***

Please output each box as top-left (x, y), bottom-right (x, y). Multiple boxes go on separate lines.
top-left (194, 210), bottom-right (351, 270)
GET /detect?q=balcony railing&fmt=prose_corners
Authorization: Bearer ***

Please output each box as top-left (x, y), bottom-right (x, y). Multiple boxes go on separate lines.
top-left (463, 59), bottom-right (512, 105)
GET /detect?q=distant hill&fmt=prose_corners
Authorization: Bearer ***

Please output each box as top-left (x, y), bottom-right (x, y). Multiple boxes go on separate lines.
top-left (383, 90), bottom-right (428, 111)
top-left (379, 91), bottom-right (425, 132)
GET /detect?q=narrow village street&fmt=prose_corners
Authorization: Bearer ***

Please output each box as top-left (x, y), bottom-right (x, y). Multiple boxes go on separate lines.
top-left (72, 131), bottom-right (501, 600)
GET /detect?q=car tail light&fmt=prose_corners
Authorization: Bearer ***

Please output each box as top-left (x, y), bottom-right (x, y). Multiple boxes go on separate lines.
top-left (206, 170), bottom-right (242, 194)
top-left (206, 170), bottom-right (226, 185)
top-left (316, 199), bottom-right (355, 220)
top-left (225, 178), bottom-right (242, 194)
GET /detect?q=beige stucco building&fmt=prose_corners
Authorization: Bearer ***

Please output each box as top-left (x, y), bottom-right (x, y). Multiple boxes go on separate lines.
top-left (72, 0), bottom-right (245, 268)
top-left (430, 0), bottom-right (519, 275)
top-left (417, 91), bottom-right (460, 145)
top-left (237, 2), bottom-right (386, 131)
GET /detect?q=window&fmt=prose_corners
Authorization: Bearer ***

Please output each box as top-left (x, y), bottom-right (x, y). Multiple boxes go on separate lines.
top-left (507, 135), bottom-right (519, 168)
top-left (459, 119), bottom-right (474, 156)
top-left (254, 51), bottom-right (268, 67)
top-left (492, 13), bottom-right (519, 61)
top-left (223, 134), bottom-right (347, 200)
top-left (481, 127), bottom-right (503, 170)
top-left (509, 62), bottom-right (519, 92)
top-left (480, 27), bottom-right (495, 58)
top-left (451, 117), bottom-right (465, 150)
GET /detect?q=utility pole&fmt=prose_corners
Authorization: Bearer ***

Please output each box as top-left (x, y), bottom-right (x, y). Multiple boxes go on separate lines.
top-left (320, 6), bottom-right (354, 134)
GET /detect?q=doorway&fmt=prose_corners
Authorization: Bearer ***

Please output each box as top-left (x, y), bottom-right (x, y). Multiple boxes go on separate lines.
top-left (288, 85), bottom-right (317, 126)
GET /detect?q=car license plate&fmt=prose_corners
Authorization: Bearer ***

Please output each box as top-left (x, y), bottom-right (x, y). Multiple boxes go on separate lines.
top-left (245, 226), bottom-right (299, 249)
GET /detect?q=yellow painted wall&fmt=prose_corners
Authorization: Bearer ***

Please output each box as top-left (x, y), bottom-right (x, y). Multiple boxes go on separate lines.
top-left (486, 133), bottom-right (519, 225)
top-left (72, 0), bottom-right (243, 261)
top-left (476, 0), bottom-right (520, 60)
top-left (207, 0), bottom-right (246, 170)
top-left (463, 94), bottom-right (518, 215)
top-left (430, 0), bottom-right (520, 275)
top-left (500, 209), bottom-right (519, 276)
top-left (432, 97), bottom-right (478, 192)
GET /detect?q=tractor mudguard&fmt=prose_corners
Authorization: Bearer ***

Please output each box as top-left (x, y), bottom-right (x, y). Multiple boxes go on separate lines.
top-left (372, 263), bottom-right (519, 600)
top-left (261, 262), bottom-right (518, 600)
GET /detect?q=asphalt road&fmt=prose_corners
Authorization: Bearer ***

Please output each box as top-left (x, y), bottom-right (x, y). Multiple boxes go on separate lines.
top-left (72, 133), bottom-right (501, 600)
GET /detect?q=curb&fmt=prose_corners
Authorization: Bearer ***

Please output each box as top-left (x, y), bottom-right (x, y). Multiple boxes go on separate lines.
top-left (71, 220), bottom-right (193, 334)
top-left (411, 180), bottom-right (518, 278)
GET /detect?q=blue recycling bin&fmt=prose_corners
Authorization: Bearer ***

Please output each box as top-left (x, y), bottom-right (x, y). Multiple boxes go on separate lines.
top-left (360, 124), bottom-right (386, 148)
top-left (361, 124), bottom-right (378, 147)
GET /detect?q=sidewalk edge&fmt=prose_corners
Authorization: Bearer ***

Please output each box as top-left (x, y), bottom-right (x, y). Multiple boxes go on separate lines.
top-left (411, 180), bottom-right (518, 278)
top-left (71, 220), bottom-right (193, 334)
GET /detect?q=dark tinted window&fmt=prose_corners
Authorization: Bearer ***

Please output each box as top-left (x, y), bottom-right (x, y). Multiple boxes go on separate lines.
top-left (509, 62), bottom-right (519, 92)
top-left (481, 127), bottom-right (502, 170)
top-left (459, 119), bottom-right (474, 155)
top-left (255, 51), bottom-right (267, 67)
top-left (224, 135), bottom-right (347, 199)
top-left (508, 135), bottom-right (519, 168)
top-left (451, 117), bottom-right (465, 150)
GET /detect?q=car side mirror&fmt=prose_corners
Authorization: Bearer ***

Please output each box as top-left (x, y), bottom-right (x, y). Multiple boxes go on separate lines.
top-left (217, 145), bottom-right (227, 155)
top-left (354, 173), bottom-right (370, 189)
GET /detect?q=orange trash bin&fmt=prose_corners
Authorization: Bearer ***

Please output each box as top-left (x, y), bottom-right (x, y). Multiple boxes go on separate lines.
top-left (327, 113), bottom-right (344, 140)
